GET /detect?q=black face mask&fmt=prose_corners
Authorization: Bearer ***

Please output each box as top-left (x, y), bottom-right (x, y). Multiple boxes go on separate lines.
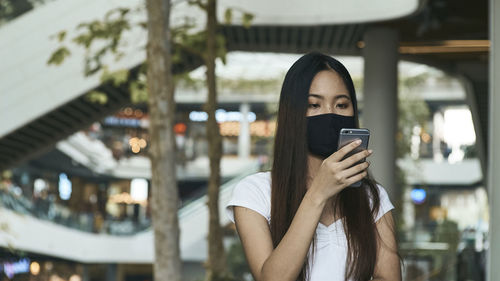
top-left (306, 113), bottom-right (356, 158)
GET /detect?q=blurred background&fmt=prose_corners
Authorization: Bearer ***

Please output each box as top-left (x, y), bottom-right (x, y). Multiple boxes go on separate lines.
top-left (0, 0), bottom-right (497, 280)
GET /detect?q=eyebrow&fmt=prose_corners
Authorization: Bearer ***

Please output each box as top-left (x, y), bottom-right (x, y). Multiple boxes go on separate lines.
top-left (308, 93), bottom-right (351, 100)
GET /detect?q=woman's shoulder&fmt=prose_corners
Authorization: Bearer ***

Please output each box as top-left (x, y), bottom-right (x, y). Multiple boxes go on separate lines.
top-left (225, 171), bottom-right (272, 223)
top-left (364, 182), bottom-right (390, 199)
top-left (374, 183), bottom-right (390, 199)
top-left (365, 183), bottom-right (395, 222)
top-left (233, 170), bottom-right (272, 199)
top-left (238, 170), bottom-right (272, 187)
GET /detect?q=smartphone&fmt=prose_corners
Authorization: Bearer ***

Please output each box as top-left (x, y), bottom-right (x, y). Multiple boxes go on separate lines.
top-left (337, 128), bottom-right (370, 187)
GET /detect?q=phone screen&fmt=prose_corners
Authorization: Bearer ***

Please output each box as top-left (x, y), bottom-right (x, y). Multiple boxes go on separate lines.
top-left (338, 128), bottom-right (370, 187)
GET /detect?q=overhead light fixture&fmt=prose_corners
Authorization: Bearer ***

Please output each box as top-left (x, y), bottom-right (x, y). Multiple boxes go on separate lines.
top-left (30, 261), bottom-right (40, 275)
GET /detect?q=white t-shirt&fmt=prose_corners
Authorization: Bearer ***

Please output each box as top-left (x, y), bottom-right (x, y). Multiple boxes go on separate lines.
top-left (225, 171), bottom-right (395, 281)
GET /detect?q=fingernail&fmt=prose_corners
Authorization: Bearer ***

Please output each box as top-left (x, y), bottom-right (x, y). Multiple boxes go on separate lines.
top-left (368, 149), bottom-right (373, 154)
top-left (355, 139), bottom-right (362, 144)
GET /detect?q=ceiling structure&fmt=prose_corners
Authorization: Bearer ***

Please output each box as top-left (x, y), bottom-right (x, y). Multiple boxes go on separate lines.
top-left (0, 0), bottom-right (489, 173)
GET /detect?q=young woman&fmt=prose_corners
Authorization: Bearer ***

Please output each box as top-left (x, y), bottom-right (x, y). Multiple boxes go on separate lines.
top-left (226, 52), bottom-right (402, 281)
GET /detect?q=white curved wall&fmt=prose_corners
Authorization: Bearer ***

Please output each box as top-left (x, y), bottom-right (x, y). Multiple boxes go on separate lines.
top-left (0, 0), bottom-right (146, 138)
top-left (0, 162), bottom-right (259, 263)
top-left (0, 0), bottom-right (422, 138)
top-left (218, 0), bottom-right (423, 25)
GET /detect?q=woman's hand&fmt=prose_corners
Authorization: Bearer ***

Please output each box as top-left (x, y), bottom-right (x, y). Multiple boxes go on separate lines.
top-left (308, 139), bottom-right (372, 203)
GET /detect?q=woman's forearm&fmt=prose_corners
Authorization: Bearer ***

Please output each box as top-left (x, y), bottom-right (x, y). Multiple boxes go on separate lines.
top-left (260, 190), bottom-right (327, 281)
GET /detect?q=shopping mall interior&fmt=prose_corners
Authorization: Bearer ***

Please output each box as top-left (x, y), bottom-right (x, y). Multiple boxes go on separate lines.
top-left (1, 0), bottom-right (499, 280)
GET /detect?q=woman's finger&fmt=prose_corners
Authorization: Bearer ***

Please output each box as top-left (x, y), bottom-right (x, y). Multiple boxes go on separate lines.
top-left (344, 170), bottom-right (368, 187)
top-left (327, 139), bottom-right (361, 162)
top-left (341, 161), bottom-right (370, 179)
top-left (339, 149), bottom-right (372, 169)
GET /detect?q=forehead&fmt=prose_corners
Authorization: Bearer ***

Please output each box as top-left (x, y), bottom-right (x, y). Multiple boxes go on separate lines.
top-left (309, 70), bottom-right (348, 97)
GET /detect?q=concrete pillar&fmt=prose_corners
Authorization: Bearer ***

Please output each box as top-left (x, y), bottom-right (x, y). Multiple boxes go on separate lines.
top-left (487, 0), bottom-right (500, 279)
top-left (238, 102), bottom-right (251, 158)
top-left (362, 27), bottom-right (399, 202)
top-left (432, 110), bottom-right (445, 162)
top-left (462, 77), bottom-right (487, 176)
top-left (106, 264), bottom-right (117, 281)
top-left (82, 265), bottom-right (90, 281)
top-left (106, 264), bottom-right (123, 281)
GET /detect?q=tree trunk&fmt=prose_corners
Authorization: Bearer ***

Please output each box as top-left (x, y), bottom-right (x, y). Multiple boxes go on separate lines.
top-left (145, 0), bottom-right (182, 280)
top-left (204, 0), bottom-right (228, 280)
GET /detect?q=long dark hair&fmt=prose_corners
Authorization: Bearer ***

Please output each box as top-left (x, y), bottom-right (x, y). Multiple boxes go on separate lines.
top-left (270, 52), bottom-right (390, 281)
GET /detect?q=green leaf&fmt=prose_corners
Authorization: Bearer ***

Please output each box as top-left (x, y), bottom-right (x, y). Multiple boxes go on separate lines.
top-left (224, 8), bottom-right (232, 24)
top-left (72, 33), bottom-right (93, 48)
top-left (100, 67), bottom-right (130, 86)
top-left (57, 30), bottom-right (67, 42)
top-left (47, 46), bottom-right (71, 65)
top-left (85, 90), bottom-right (108, 104)
top-left (84, 57), bottom-right (101, 76)
top-left (187, 0), bottom-right (206, 10)
top-left (215, 34), bottom-right (227, 64)
top-left (242, 13), bottom-right (254, 29)
top-left (172, 48), bottom-right (183, 65)
top-left (119, 7), bottom-right (130, 16)
top-left (130, 80), bottom-right (148, 104)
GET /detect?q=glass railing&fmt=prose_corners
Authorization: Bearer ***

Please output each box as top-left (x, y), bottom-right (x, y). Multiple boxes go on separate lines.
top-left (0, 164), bottom-right (261, 236)
top-left (398, 221), bottom-right (487, 281)
top-left (0, 188), bottom-right (151, 236)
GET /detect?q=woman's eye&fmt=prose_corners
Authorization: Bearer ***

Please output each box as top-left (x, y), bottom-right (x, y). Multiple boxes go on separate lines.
top-left (336, 103), bottom-right (348, 109)
top-left (308, 104), bottom-right (320, 109)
